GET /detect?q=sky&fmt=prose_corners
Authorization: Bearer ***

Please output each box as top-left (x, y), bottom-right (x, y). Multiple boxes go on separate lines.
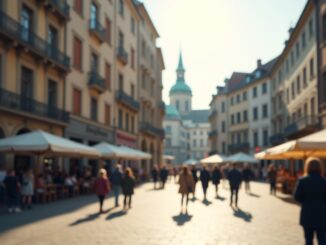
top-left (141, 0), bottom-right (308, 109)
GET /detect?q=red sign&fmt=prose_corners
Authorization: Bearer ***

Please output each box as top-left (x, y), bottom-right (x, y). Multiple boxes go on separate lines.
top-left (116, 132), bottom-right (137, 148)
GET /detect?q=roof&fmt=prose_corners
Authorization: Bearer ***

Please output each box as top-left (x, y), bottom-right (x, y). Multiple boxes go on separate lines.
top-left (181, 110), bottom-right (210, 124)
top-left (226, 72), bottom-right (249, 93)
top-left (165, 105), bottom-right (181, 119)
top-left (169, 82), bottom-right (192, 96)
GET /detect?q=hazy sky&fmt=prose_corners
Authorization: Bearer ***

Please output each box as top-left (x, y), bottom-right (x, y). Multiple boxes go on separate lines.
top-left (141, 0), bottom-right (307, 109)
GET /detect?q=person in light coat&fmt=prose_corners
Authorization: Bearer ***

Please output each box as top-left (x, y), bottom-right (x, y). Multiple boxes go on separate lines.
top-left (178, 165), bottom-right (194, 213)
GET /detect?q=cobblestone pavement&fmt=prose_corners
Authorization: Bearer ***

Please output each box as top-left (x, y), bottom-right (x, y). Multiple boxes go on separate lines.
top-left (0, 180), bottom-right (305, 245)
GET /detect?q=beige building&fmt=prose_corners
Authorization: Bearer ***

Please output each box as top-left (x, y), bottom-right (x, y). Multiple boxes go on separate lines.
top-left (0, 0), bottom-right (70, 169)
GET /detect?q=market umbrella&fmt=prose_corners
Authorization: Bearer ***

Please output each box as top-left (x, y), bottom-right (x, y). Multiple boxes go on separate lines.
top-left (119, 146), bottom-right (152, 160)
top-left (93, 142), bottom-right (132, 159)
top-left (200, 154), bottom-right (227, 164)
top-left (226, 152), bottom-right (259, 163)
top-left (183, 158), bottom-right (197, 165)
top-left (255, 129), bottom-right (326, 160)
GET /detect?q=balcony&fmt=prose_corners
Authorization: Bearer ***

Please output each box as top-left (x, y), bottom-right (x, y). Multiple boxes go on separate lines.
top-left (270, 133), bottom-right (285, 146)
top-left (116, 46), bottom-right (128, 65)
top-left (208, 130), bottom-right (218, 138)
top-left (88, 71), bottom-right (105, 93)
top-left (89, 19), bottom-right (105, 42)
top-left (0, 88), bottom-right (69, 123)
top-left (0, 11), bottom-right (70, 71)
top-left (228, 142), bottom-right (250, 153)
top-left (116, 90), bottom-right (139, 112)
top-left (140, 122), bottom-right (165, 138)
top-left (42, 0), bottom-right (70, 21)
top-left (284, 116), bottom-right (319, 139)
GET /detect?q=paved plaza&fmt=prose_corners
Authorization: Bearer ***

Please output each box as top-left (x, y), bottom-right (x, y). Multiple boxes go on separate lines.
top-left (0, 181), bottom-right (304, 245)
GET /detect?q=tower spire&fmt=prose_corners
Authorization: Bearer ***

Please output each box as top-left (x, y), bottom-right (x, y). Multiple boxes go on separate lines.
top-left (177, 51), bottom-right (184, 71)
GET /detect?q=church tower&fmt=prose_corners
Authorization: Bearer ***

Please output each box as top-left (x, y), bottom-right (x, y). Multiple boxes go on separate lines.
top-left (169, 52), bottom-right (192, 115)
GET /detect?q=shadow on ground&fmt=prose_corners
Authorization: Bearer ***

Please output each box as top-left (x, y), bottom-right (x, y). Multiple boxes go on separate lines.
top-left (172, 213), bottom-right (193, 226)
top-left (216, 195), bottom-right (226, 201)
top-left (202, 199), bottom-right (212, 206)
top-left (276, 195), bottom-right (299, 206)
top-left (69, 207), bottom-right (116, 226)
top-left (248, 193), bottom-right (261, 198)
top-left (232, 207), bottom-right (252, 222)
top-left (106, 210), bottom-right (127, 220)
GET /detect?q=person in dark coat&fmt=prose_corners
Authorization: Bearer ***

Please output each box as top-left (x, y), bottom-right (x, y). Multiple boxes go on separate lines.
top-left (267, 164), bottom-right (277, 195)
top-left (4, 170), bottom-right (21, 213)
top-left (122, 167), bottom-right (135, 210)
top-left (110, 164), bottom-right (123, 207)
top-left (294, 157), bottom-right (326, 245)
top-left (191, 165), bottom-right (198, 198)
top-left (212, 165), bottom-right (222, 197)
top-left (159, 165), bottom-right (169, 189)
top-left (227, 163), bottom-right (242, 207)
top-left (242, 164), bottom-right (254, 194)
top-left (151, 165), bottom-right (159, 189)
top-left (200, 165), bottom-right (210, 200)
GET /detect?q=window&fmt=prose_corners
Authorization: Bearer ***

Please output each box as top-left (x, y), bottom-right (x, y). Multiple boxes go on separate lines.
top-left (118, 32), bottom-right (124, 48)
top-left (105, 104), bottom-right (111, 125)
top-left (105, 62), bottom-right (111, 90)
top-left (291, 51), bottom-right (294, 66)
top-left (166, 126), bottom-right (172, 134)
top-left (303, 67), bottom-right (307, 88)
top-left (131, 48), bottom-right (135, 69)
top-left (298, 108), bottom-right (302, 119)
top-left (142, 41), bottom-right (146, 57)
top-left (302, 31), bottom-right (306, 49)
top-left (21, 67), bottom-right (33, 100)
top-left (243, 92), bottom-right (247, 101)
top-left (262, 83), bottom-right (267, 94)
top-left (185, 101), bottom-right (189, 112)
top-left (253, 87), bottom-right (257, 98)
top-left (222, 121), bottom-right (225, 133)
top-left (131, 116), bottom-right (135, 133)
top-left (304, 103), bottom-right (308, 116)
top-left (231, 115), bottom-right (235, 125)
top-left (118, 109), bottom-right (123, 129)
top-left (125, 113), bottom-right (129, 131)
top-left (323, 14), bottom-right (326, 42)
top-left (311, 97), bottom-right (315, 116)
top-left (237, 112), bottom-right (241, 123)
top-left (118, 73), bottom-right (124, 91)
top-left (296, 75), bottom-right (301, 94)
top-left (73, 37), bottom-right (82, 71)
top-left (200, 139), bottom-right (203, 147)
top-left (253, 107), bottom-right (258, 120)
top-left (74, 0), bottom-right (83, 16)
top-left (310, 58), bottom-right (314, 79)
top-left (291, 81), bottom-right (295, 100)
top-left (262, 104), bottom-right (268, 118)
top-left (48, 80), bottom-right (57, 108)
top-left (21, 5), bottom-right (33, 41)
top-left (221, 102), bottom-right (225, 113)
top-left (296, 42), bottom-right (300, 58)
top-left (176, 100), bottom-right (180, 111)
top-left (105, 18), bottom-right (111, 44)
top-left (90, 53), bottom-right (98, 72)
top-left (236, 94), bottom-right (240, 103)
top-left (263, 130), bottom-right (268, 146)
top-left (73, 88), bottom-right (81, 116)
top-left (222, 142), bottom-right (226, 154)
top-left (48, 25), bottom-right (58, 48)
top-left (193, 140), bottom-right (196, 147)
top-left (286, 88), bottom-right (290, 103)
top-left (131, 84), bottom-right (135, 98)
top-left (119, 0), bottom-right (124, 16)
top-left (141, 69), bottom-right (146, 89)
top-left (230, 97), bottom-right (234, 105)
top-left (131, 17), bottom-right (135, 34)
top-left (309, 18), bottom-right (314, 38)
top-left (243, 110), bottom-right (248, 122)
top-left (253, 131), bottom-right (259, 147)
top-left (90, 2), bottom-right (98, 29)
top-left (90, 98), bottom-right (97, 121)
top-left (286, 59), bottom-right (289, 73)
top-left (237, 133), bottom-right (241, 144)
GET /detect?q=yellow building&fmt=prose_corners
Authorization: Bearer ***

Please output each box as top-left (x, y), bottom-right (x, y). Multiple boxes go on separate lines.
top-left (0, 0), bottom-right (70, 169)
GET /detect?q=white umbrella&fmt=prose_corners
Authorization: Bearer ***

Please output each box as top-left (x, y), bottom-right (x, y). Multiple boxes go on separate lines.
top-left (119, 146), bottom-right (152, 160)
top-left (200, 154), bottom-right (226, 164)
top-left (183, 158), bottom-right (197, 165)
top-left (93, 142), bottom-right (131, 159)
top-left (0, 130), bottom-right (101, 158)
top-left (226, 152), bottom-right (258, 163)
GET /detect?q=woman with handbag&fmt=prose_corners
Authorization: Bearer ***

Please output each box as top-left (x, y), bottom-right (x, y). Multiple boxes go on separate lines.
top-left (94, 168), bottom-right (110, 214)
top-left (178, 165), bottom-right (194, 213)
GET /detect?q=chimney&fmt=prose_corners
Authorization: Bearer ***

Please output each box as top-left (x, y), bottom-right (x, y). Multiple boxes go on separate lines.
top-left (257, 59), bottom-right (262, 68)
top-left (224, 78), bottom-right (229, 84)
top-left (288, 27), bottom-right (294, 35)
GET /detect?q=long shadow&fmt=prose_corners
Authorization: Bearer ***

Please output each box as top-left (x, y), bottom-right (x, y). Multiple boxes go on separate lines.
top-left (172, 212), bottom-right (193, 226)
top-left (202, 199), bottom-right (212, 206)
top-left (215, 196), bottom-right (226, 201)
top-left (276, 196), bottom-right (299, 206)
top-left (0, 195), bottom-right (98, 234)
top-left (190, 197), bottom-right (197, 202)
top-left (232, 207), bottom-right (252, 222)
top-left (106, 210), bottom-right (127, 220)
top-left (69, 212), bottom-right (100, 226)
top-left (248, 193), bottom-right (261, 198)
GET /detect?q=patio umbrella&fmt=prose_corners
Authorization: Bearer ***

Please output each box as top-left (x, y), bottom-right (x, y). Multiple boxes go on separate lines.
top-left (0, 130), bottom-right (101, 158)
top-left (93, 142), bottom-right (132, 159)
top-left (183, 158), bottom-right (197, 165)
top-left (255, 129), bottom-right (326, 160)
top-left (200, 154), bottom-right (226, 164)
top-left (119, 146), bottom-right (152, 160)
top-left (163, 155), bottom-right (175, 161)
top-left (226, 152), bottom-right (258, 163)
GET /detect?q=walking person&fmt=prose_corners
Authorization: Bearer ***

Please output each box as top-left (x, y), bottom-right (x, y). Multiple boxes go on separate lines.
top-left (242, 164), bottom-right (254, 194)
top-left (191, 165), bottom-right (198, 199)
top-left (200, 165), bottom-right (210, 201)
top-left (267, 164), bottom-right (277, 195)
top-left (151, 165), bottom-right (159, 189)
top-left (212, 165), bottom-right (222, 197)
top-left (4, 169), bottom-right (21, 213)
top-left (227, 163), bottom-right (242, 207)
top-left (110, 164), bottom-right (123, 207)
top-left (178, 165), bottom-right (194, 213)
top-left (21, 169), bottom-right (34, 209)
top-left (160, 165), bottom-right (168, 189)
top-left (122, 167), bottom-right (135, 210)
top-left (94, 168), bottom-right (110, 214)
top-left (294, 157), bottom-right (326, 245)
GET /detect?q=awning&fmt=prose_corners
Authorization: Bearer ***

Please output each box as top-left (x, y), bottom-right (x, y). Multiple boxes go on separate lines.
top-left (200, 154), bottom-right (227, 164)
top-left (226, 152), bottom-right (258, 163)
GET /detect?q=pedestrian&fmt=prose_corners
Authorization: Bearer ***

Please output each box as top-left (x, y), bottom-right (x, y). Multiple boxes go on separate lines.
top-left (160, 165), bottom-right (168, 189)
top-left (200, 165), bottom-right (210, 201)
top-left (0, 165), bottom-right (6, 205)
top-left (191, 165), bottom-right (198, 199)
top-left (4, 169), bottom-right (21, 213)
top-left (178, 165), bottom-right (194, 213)
top-left (94, 168), bottom-right (110, 214)
top-left (172, 167), bottom-right (178, 183)
top-left (242, 164), bottom-right (254, 194)
top-left (212, 165), bottom-right (222, 197)
top-left (21, 169), bottom-right (34, 209)
top-left (151, 165), bottom-right (159, 189)
top-left (227, 163), bottom-right (242, 207)
top-left (110, 164), bottom-right (123, 207)
top-left (294, 157), bottom-right (326, 245)
top-left (267, 164), bottom-right (277, 195)
top-left (122, 167), bottom-right (135, 210)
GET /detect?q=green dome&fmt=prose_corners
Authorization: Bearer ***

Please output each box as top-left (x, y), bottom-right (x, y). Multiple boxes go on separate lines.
top-left (165, 105), bottom-right (180, 119)
top-left (169, 83), bottom-right (192, 96)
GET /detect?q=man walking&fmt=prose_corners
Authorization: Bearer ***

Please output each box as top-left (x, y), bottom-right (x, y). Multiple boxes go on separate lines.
top-left (110, 164), bottom-right (123, 207)
top-left (228, 163), bottom-right (242, 207)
